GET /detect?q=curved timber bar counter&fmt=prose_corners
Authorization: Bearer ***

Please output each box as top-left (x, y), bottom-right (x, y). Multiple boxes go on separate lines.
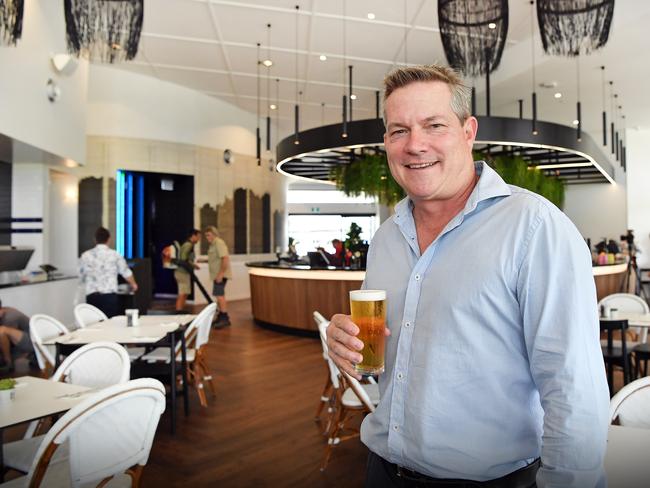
top-left (593, 262), bottom-right (628, 301)
top-left (247, 262), bottom-right (365, 335)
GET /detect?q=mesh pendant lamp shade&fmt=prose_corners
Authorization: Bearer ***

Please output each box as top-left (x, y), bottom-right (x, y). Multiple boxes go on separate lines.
top-left (0, 0), bottom-right (23, 46)
top-left (537, 0), bottom-right (615, 56)
top-left (438, 0), bottom-right (508, 77)
top-left (64, 0), bottom-right (144, 63)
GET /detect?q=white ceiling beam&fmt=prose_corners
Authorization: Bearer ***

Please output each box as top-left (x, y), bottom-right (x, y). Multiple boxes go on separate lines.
top-left (206, 1), bottom-right (240, 103)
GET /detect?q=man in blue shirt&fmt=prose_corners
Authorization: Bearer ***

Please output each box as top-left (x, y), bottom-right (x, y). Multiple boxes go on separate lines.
top-left (326, 65), bottom-right (609, 487)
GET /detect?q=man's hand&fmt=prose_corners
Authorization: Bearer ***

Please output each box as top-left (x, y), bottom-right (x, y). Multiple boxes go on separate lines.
top-left (131, 283), bottom-right (138, 292)
top-left (327, 314), bottom-right (392, 380)
top-left (215, 275), bottom-right (223, 284)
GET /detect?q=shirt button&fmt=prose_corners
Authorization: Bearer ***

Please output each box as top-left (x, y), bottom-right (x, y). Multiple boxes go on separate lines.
top-left (404, 321), bottom-right (411, 328)
top-left (393, 425), bottom-right (399, 431)
top-left (414, 274), bottom-right (420, 281)
top-left (397, 372), bottom-right (404, 380)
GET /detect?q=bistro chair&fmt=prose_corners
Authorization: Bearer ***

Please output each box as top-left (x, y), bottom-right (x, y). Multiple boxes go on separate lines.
top-left (320, 356), bottom-right (379, 471)
top-left (599, 293), bottom-right (649, 344)
top-left (313, 311), bottom-right (334, 432)
top-left (29, 314), bottom-right (69, 376)
top-left (139, 303), bottom-right (217, 407)
top-left (3, 342), bottom-right (131, 474)
top-left (601, 319), bottom-right (632, 396)
top-left (73, 303), bottom-right (108, 329)
top-left (0, 378), bottom-right (166, 488)
top-left (609, 376), bottom-right (650, 428)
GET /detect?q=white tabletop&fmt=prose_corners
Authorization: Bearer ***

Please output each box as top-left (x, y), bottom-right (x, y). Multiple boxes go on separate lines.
top-left (43, 314), bottom-right (195, 345)
top-left (606, 425), bottom-right (650, 487)
top-left (0, 376), bottom-right (91, 429)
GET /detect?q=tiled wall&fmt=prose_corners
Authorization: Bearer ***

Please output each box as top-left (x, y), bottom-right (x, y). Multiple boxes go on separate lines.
top-left (73, 136), bottom-right (288, 256)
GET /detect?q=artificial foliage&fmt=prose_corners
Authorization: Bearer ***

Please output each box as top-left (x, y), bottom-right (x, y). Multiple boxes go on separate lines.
top-left (479, 152), bottom-right (565, 209)
top-left (330, 154), bottom-right (405, 207)
top-left (331, 152), bottom-right (565, 210)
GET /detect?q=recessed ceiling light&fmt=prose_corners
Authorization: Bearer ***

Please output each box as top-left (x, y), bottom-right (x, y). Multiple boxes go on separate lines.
top-left (488, 22), bottom-right (497, 29)
top-left (319, 54), bottom-right (327, 61)
top-left (367, 13), bottom-right (376, 20)
top-left (350, 94), bottom-right (357, 100)
top-left (554, 92), bottom-right (562, 99)
top-left (262, 59), bottom-right (273, 67)
top-left (270, 104), bottom-right (277, 110)
top-left (572, 119), bottom-right (579, 125)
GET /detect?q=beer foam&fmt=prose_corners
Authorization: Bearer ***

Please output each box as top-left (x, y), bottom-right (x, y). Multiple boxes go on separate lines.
top-left (350, 289), bottom-right (386, 301)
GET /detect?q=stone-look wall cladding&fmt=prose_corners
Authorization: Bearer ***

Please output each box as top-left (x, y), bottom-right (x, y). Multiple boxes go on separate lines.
top-left (74, 136), bottom-right (288, 255)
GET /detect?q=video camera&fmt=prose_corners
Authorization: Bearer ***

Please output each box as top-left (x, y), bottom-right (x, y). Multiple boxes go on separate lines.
top-left (620, 229), bottom-right (635, 246)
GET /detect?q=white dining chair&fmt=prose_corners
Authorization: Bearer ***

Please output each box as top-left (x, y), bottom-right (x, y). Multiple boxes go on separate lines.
top-left (599, 293), bottom-right (650, 344)
top-left (73, 303), bottom-right (108, 329)
top-left (139, 303), bottom-right (217, 406)
top-left (609, 376), bottom-right (650, 428)
top-left (3, 342), bottom-right (131, 474)
top-left (313, 311), bottom-right (334, 429)
top-left (320, 352), bottom-right (379, 471)
top-left (29, 314), bottom-right (69, 375)
top-left (0, 378), bottom-right (166, 488)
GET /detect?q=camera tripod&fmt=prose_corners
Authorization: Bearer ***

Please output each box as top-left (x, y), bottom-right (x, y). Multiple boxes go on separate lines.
top-left (619, 252), bottom-right (649, 303)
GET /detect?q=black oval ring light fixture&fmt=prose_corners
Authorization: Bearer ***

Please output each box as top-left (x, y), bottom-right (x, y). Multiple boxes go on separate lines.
top-left (276, 116), bottom-right (616, 186)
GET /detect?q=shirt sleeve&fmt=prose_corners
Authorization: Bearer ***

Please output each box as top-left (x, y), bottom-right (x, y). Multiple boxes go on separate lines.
top-left (116, 253), bottom-right (133, 279)
top-left (216, 240), bottom-right (229, 258)
top-left (516, 205), bottom-right (609, 488)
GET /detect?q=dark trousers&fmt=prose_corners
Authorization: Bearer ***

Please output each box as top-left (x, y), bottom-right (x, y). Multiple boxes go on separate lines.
top-left (365, 452), bottom-right (538, 488)
top-left (86, 293), bottom-right (122, 318)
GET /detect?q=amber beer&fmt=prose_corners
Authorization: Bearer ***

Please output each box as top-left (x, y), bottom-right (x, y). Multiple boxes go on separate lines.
top-left (350, 290), bottom-right (387, 375)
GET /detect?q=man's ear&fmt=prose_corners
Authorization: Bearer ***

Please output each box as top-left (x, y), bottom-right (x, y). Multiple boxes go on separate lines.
top-left (463, 116), bottom-right (478, 147)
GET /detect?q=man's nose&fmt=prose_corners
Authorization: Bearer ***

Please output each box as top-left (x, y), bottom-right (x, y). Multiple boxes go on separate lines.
top-left (404, 128), bottom-right (428, 154)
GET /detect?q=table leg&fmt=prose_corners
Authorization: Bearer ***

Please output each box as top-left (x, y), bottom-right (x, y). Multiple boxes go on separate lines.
top-left (55, 343), bottom-right (62, 370)
top-left (181, 332), bottom-right (189, 417)
top-left (170, 331), bottom-right (176, 436)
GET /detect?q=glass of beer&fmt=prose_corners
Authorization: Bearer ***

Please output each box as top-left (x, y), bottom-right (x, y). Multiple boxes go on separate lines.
top-left (350, 289), bottom-right (387, 375)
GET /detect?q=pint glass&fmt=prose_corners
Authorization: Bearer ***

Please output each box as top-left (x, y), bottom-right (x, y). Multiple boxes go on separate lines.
top-left (350, 289), bottom-right (386, 375)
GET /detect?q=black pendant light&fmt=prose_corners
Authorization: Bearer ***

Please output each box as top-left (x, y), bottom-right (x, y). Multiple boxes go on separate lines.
top-left (64, 0), bottom-right (144, 63)
top-left (529, 1), bottom-right (538, 135)
top-left (0, 0), bottom-right (23, 46)
top-left (575, 57), bottom-right (581, 141)
top-left (438, 0), bottom-right (508, 78)
top-left (609, 81), bottom-right (615, 155)
top-left (537, 0), bottom-right (615, 56)
top-left (256, 42), bottom-right (261, 166)
top-left (265, 23), bottom-right (272, 153)
top-left (293, 5), bottom-right (300, 145)
top-left (341, 1), bottom-right (348, 138)
top-left (601, 66), bottom-right (607, 146)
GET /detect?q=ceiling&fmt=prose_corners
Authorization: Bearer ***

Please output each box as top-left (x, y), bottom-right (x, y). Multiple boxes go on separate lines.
top-left (113, 0), bottom-right (650, 170)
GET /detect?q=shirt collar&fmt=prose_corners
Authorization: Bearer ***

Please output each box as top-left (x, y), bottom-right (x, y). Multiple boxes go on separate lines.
top-left (393, 161), bottom-right (511, 221)
top-left (95, 244), bottom-right (109, 249)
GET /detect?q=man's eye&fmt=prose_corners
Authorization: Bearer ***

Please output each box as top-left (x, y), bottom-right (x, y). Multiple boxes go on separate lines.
top-left (391, 129), bottom-right (406, 136)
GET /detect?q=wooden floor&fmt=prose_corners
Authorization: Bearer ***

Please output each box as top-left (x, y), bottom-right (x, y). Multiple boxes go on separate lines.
top-left (141, 299), bottom-right (368, 487)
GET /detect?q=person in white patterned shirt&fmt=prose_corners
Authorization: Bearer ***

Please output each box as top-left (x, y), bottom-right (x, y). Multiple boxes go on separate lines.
top-left (79, 227), bottom-right (138, 317)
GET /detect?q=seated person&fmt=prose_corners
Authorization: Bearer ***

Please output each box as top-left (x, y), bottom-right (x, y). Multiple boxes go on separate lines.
top-left (0, 300), bottom-right (33, 373)
top-left (317, 239), bottom-right (347, 267)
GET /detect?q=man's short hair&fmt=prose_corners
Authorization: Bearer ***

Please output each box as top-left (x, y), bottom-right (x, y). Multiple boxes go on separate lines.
top-left (383, 64), bottom-right (471, 124)
top-left (204, 226), bottom-right (219, 236)
top-left (332, 239), bottom-right (342, 246)
top-left (95, 227), bottom-right (110, 244)
top-left (188, 229), bottom-right (201, 239)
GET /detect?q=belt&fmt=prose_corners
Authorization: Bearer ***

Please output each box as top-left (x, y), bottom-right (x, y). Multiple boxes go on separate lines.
top-left (395, 459), bottom-right (540, 488)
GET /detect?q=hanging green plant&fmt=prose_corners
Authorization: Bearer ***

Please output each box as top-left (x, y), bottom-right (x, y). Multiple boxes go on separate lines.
top-left (331, 152), bottom-right (565, 209)
top-left (330, 154), bottom-right (405, 206)
top-left (478, 152), bottom-right (565, 209)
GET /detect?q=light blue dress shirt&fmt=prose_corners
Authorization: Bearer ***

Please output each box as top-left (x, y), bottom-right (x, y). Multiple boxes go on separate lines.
top-left (360, 162), bottom-right (609, 487)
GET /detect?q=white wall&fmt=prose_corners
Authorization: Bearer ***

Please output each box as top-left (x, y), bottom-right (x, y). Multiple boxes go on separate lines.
top-left (87, 65), bottom-right (257, 156)
top-left (626, 128), bottom-right (650, 268)
top-left (0, 0), bottom-right (88, 164)
top-left (563, 176), bottom-right (627, 245)
top-left (48, 170), bottom-right (79, 274)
